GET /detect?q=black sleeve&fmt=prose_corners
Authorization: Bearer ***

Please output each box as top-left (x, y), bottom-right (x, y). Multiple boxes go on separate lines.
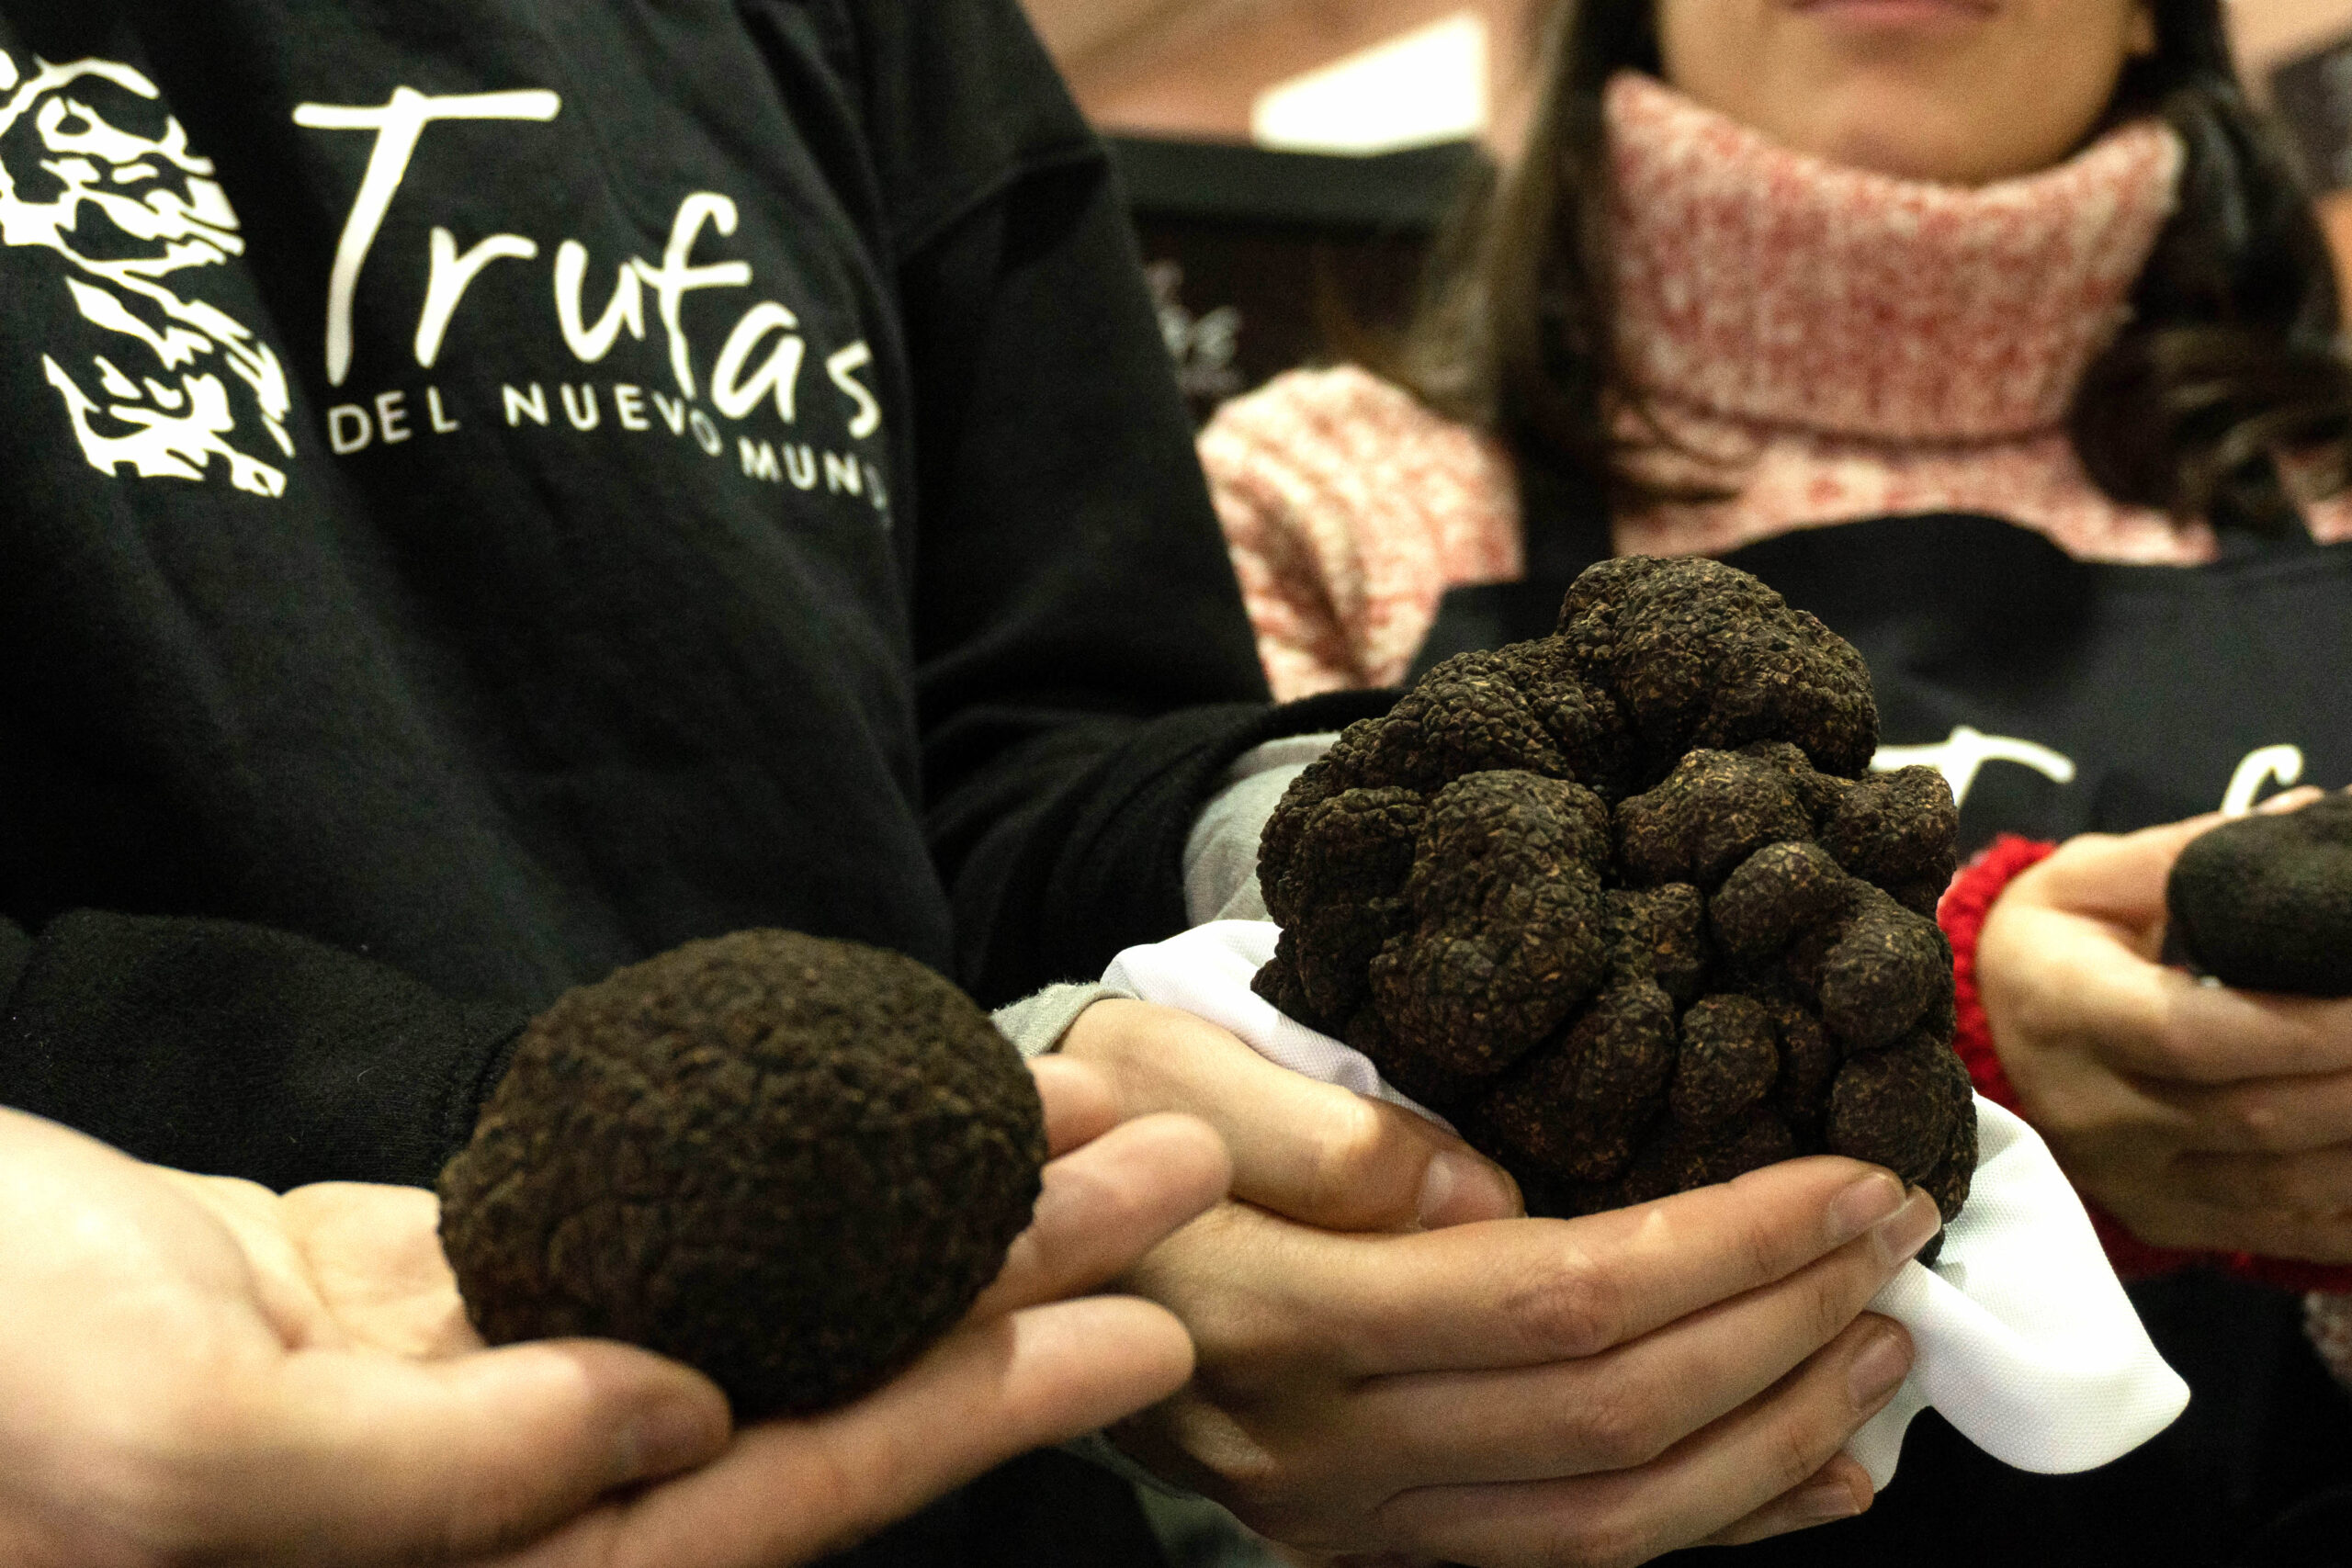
top-left (0, 911), bottom-right (520, 1190)
top-left (844, 0), bottom-right (1387, 1003)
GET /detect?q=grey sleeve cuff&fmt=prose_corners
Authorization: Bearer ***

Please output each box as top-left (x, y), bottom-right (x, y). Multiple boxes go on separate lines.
top-left (1182, 733), bottom-right (1337, 927)
top-left (992, 981), bottom-right (1136, 1059)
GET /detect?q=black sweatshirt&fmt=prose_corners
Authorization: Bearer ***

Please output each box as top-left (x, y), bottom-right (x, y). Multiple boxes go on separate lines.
top-left (0, 0), bottom-right (1362, 1194)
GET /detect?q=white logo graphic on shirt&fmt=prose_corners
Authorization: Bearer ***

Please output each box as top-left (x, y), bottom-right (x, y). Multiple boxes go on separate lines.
top-left (1876, 730), bottom-right (2326, 817)
top-left (0, 52), bottom-right (294, 497)
top-left (1875, 727), bottom-right (2078, 807)
top-left (291, 85), bottom-right (889, 512)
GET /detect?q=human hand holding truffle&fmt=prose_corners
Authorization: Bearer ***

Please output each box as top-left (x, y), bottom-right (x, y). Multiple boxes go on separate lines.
top-left (1064, 1000), bottom-right (1938, 1564)
top-left (0, 1060), bottom-right (1227, 1568)
top-left (485, 1054), bottom-right (1231, 1568)
top-left (1063, 997), bottom-right (1526, 1231)
top-left (428, 924), bottom-right (1244, 1562)
top-left (0, 1104), bottom-right (729, 1568)
top-left (1980, 799), bottom-right (2352, 1263)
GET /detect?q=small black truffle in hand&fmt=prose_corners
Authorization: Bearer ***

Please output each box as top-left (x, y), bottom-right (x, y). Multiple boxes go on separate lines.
top-left (437, 930), bottom-right (1047, 1420)
top-left (2168, 794), bottom-right (2352, 997)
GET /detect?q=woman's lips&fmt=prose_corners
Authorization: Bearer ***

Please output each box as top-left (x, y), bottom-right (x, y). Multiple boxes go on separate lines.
top-left (1786, 0), bottom-right (2001, 26)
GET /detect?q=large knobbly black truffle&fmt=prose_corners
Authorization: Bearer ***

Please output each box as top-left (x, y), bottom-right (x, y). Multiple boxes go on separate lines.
top-left (438, 930), bottom-right (1047, 1420)
top-left (2169, 793), bottom-right (2352, 997)
top-left (1254, 557), bottom-right (1974, 1229)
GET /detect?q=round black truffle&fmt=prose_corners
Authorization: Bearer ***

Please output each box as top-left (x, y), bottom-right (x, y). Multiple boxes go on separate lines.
top-left (438, 930), bottom-right (1047, 1420)
top-left (2168, 794), bottom-right (2352, 997)
top-left (1251, 557), bottom-right (1975, 1228)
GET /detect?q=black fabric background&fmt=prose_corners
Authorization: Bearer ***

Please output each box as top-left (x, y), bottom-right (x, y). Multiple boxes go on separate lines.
top-left (0, 0), bottom-right (1292, 1175)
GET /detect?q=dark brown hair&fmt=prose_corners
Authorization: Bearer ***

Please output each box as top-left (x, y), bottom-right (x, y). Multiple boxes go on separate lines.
top-left (1401, 0), bottom-right (2352, 535)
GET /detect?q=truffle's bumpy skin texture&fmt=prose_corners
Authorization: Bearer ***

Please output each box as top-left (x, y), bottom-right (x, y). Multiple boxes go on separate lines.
top-left (2168, 795), bottom-right (2352, 998)
top-left (1254, 558), bottom-right (1974, 1227)
top-left (438, 931), bottom-right (1047, 1421)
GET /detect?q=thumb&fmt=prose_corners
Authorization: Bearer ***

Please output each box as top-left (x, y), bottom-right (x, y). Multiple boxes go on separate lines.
top-left (492, 1297), bottom-right (1200, 1568)
top-left (2029, 818), bottom-right (2224, 927)
top-left (1062, 999), bottom-right (1520, 1232)
top-left (2034, 789), bottom-right (2331, 925)
top-left (221, 1339), bottom-right (729, 1564)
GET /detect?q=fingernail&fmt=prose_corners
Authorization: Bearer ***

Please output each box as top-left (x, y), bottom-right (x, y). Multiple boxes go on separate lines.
top-left (1788, 1478), bottom-right (1866, 1523)
top-left (1419, 1150), bottom-right (1522, 1228)
top-left (1825, 1171), bottom-right (1905, 1247)
top-left (617, 1393), bottom-right (726, 1483)
top-left (1849, 1325), bottom-right (1914, 1408)
top-left (1870, 1192), bottom-right (1942, 1271)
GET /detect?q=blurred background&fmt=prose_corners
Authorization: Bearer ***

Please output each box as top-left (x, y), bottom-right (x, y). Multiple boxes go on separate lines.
top-left (1018, 0), bottom-right (2352, 423)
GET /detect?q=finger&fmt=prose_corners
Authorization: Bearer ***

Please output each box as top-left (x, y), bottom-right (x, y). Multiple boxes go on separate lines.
top-left (2129, 976), bottom-right (2352, 1084)
top-left (1339, 1192), bottom-right (1939, 1484)
top-left (193, 1339), bottom-right (729, 1564)
top-left (152, 1169), bottom-right (347, 1352)
top-left (1135, 1158), bottom-right (1913, 1377)
top-left (1030, 1055), bottom-right (1124, 1158)
top-left (2029, 797), bottom-right (2324, 941)
top-left (2025, 820), bottom-right (2221, 930)
top-left (509, 1296), bottom-right (1195, 1568)
top-left (1373, 1316), bottom-right (1910, 1568)
top-left (972, 1112), bottom-right (1232, 1316)
top-left (1702, 1453), bottom-right (1878, 1546)
top-left (277, 1182), bottom-right (480, 1358)
top-left (1062, 998), bottom-right (1520, 1231)
top-left (2134, 1068), bottom-right (2352, 1154)
top-left (1993, 899), bottom-right (2352, 1085)
top-left (2168, 1145), bottom-right (2352, 1214)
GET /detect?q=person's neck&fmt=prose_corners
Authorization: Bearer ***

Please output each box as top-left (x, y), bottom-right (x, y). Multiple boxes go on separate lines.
top-left (1605, 71), bottom-right (2185, 445)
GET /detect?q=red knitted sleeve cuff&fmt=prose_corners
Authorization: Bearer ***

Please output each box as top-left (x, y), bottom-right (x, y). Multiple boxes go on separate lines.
top-left (1939, 834), bottom-right (2352, 1294)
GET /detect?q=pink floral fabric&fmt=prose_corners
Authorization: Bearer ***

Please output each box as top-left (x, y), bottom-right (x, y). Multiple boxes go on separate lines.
top-left (1199, 367), bottom-right (1521, 696)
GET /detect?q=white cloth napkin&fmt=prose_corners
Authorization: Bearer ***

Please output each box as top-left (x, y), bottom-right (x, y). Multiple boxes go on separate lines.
top-left (1103, 920), bottom-right (2189, 1490)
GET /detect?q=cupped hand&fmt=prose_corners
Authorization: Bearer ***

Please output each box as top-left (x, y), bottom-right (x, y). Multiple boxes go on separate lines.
top-left (0, 1055), bottom-right (1228, 1568)
top-left (1977, 793), bottom-right (2352, 1262)
top-left (1062, 1000), bottom-right (1933, 1567)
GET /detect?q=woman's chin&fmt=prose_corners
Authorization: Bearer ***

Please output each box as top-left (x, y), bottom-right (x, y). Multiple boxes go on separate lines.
top-left (1810, 124), bottom-right (1987, 183)
top-left (1780, 87), bottom-right (2064, 185)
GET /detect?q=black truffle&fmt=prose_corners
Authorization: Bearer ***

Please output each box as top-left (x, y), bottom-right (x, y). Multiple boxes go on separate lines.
top-left (2168, 794), bottom-right (2352, 997)
top-left (1826, 1030), bottom-right (1974, 1179)
top-left (1253, 557), bottom-right (1974, 1227)
top-left (438, 930), bottom-right (1047, 1420)
top-left (1617, 749), bottom-right (1816, 888)
top-left (1554, 555), bottom-right (1880, 782)
top-left (1479, 976), bottom-right (1678, 1183)
top-left (1823, 766), bottom-right (1962, 918)
top-left (1366, 770), bottom-right (1613, 1076)
top-left (1673, 995), bottom-right (1781, 1131)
